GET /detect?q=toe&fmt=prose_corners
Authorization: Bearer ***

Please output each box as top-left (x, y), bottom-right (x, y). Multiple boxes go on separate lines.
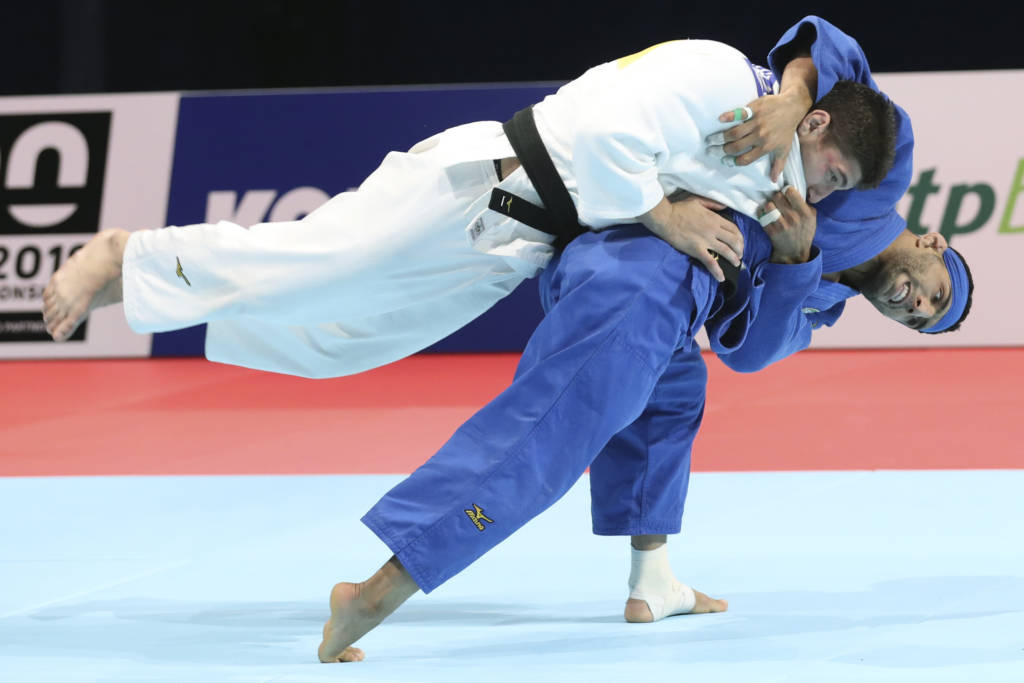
top-left (340, 647), bottom-right (364, 662)
top-left (45, 311), bottom-right (62, 337)
top-left (54, 318), bottom-right (77, 342)
top-left (692, 589), bottom-right (729, 614)
top-left (320, 645), bottom-right (364, 663)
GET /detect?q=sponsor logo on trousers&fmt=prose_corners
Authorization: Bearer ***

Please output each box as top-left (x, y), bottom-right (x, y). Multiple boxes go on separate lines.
top-left (464, 504), bottom-right (494, 531)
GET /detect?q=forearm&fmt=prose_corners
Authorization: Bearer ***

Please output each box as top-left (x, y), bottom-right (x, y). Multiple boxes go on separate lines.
top-left (637, 196), bottom-right (671, 236)
top-left (769, 232), bottom-right (813, 265)
top-left (778, 53), bottom-right (816, 111)
top-left (769, 16), bottom-right (875, 96)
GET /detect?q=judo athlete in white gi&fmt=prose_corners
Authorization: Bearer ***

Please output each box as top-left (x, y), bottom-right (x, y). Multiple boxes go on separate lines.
top-left (47, 18), bottom-right (880, 374)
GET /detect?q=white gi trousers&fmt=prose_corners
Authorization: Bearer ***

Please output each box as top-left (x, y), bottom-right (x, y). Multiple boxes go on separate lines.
top-left (122, 121), bottom-right (553, 378)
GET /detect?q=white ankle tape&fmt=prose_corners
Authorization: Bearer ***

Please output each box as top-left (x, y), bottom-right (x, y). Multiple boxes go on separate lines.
top-left (628, 545), bottom-right (696, 621)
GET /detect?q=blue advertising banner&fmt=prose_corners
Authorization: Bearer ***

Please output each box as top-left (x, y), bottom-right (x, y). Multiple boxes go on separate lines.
top-left (153, 83), bottom-right (559, 357)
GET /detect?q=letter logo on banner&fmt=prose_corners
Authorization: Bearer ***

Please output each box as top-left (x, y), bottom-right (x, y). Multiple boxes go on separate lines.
top-left (999, 158), bottom-right (1024, 234)
top-left (205, 187), bottom-right (331, 226)
top-left (0, 112), bottom-right (111, 342)
top-left (906, 167), bottom-right (998, 243)
top-left (0, 113), bottom-right (110, 234)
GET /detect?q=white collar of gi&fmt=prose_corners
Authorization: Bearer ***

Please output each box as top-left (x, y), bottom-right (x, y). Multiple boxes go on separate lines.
top-left (781, 133), bottom-right (807, 200)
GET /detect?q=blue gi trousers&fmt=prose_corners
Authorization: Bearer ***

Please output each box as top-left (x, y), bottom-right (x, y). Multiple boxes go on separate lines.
top-left (362, 226), bottom-right (719, 593)
top-left (589, 346), bottom-right (707, 536)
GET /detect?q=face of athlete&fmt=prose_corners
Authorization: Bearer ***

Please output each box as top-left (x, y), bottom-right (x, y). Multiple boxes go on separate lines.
top-left (797, 110), bottom-right (862, 204)
top-left (858, 232), bottom-right (953, 330)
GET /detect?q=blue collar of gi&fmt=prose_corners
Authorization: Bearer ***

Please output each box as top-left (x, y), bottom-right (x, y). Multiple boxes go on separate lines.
top-left (922, 248), bottom-right (969, 333)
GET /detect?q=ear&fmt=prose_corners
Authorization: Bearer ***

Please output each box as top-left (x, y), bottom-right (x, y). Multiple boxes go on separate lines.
top-left (919, 232), bottom-right (948, 253)
top-left (798, 109), bottom-right (831, 137)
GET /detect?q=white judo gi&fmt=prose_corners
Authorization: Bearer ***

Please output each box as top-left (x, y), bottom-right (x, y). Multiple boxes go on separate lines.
top-left (122, 40), bottom-right (803, 378)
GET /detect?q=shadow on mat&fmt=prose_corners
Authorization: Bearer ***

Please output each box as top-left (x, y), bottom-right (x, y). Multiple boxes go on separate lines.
top-left (5, 574), bottom-right (1022, 667)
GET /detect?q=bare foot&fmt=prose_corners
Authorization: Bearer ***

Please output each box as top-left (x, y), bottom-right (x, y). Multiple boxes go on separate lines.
top-left (317, 557), bottom-right (419, 663)
top-left (317, 583), bottom-right (368, 663)
top-left (624, 589), bottom-right (728, 623)
top-left (43, 229), bottom-right (131, 342)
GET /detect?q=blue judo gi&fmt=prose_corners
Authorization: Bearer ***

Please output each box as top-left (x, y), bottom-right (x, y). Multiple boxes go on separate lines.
top-left (362, 220), bottom-right (821, 592)
top-left (362, 17), bottom-right (914, 592)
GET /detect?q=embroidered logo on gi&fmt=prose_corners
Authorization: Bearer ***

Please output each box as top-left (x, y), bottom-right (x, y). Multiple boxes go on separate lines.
top-left (464, 503), bottom-right (494, 531)
top-left (470, 217), bottom-right (486, 241)
top-left (175, 256), bottom-right (192, 287)
top-left (500, 195), bottom-right (513, 212)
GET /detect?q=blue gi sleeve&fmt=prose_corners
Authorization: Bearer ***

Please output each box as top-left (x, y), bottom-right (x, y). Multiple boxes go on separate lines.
top-left (709, 247), bottom-right (823, 373)
top-left (768, 15), bottom-right (878, 97)
top-left (804, 301), bottom-right (846, 330)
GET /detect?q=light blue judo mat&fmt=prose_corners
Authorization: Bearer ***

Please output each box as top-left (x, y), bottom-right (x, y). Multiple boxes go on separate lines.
top-left (2, 471), bottom-right (1023, 682)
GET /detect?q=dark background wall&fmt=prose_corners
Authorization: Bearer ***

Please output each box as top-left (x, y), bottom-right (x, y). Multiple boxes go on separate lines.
top-left (2, 0), bottom-right (1021, 97)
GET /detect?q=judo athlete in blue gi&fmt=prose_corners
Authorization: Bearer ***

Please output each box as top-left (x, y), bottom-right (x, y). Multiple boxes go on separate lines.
top-left (317, 78), bottom-right (973, 662)
top-left (317, 210), bottom-right (973, 663)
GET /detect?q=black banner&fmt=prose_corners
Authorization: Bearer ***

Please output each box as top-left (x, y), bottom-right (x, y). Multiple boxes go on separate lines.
top-left (0, 112), bottom-right (110, 235)
top-left (0, 311), bottom-right (85, 342)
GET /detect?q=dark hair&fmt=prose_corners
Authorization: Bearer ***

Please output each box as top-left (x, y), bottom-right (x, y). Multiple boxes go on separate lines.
top-left (813, 80), bottom-right (897, 190)
top-left (922, 247), bottom-right (974, 334)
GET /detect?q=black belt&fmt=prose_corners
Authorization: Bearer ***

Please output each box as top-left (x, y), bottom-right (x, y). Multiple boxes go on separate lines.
top-left (714, 251), bottom-right (741, 301)
top-left (492, 106), bottom-right (741, 297)
top-left (489, 106), bottom-right (586, 250)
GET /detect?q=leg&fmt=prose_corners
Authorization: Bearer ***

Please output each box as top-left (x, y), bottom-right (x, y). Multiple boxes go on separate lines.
top-left (323, 229), bottom-right (716, 659)
top-left (361, 228), bottom-right (716, 593)
top-left (589, 348), bottom-right (727, 620)
top-left (590, 348), bottom-right (708, 537)
top-left (45, 123), bottom-right (518, 353)
top-left (203, 273), bottom-right (520, 378)
top-left (360, 229), bottom-right (696, 593)
top-left (119, 157), bottom-right (505, 333)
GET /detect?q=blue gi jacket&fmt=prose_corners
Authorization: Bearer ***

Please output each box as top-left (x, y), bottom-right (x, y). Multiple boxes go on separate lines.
top-left (709, 16), bottom-right (910, 372)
